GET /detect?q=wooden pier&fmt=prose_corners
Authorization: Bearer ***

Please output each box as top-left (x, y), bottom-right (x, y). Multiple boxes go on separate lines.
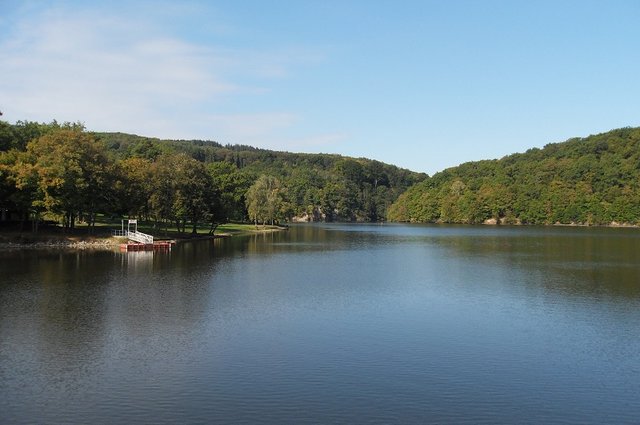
top-left (114, 219), bottom-right (174, 252)
top-left (119, 241), bottom-right (174, 252)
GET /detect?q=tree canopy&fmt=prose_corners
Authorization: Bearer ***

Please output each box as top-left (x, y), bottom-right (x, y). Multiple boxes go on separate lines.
top-left (11, 120), bottom-right (639, 229)
top-left (0, 120), bottom-right (426, 231)
top-left (388, 127), bottom-right (640, 226)
top-left (246, 175), bottom-right (282, 226)
top-left (95, 131), bottom-right (426, 222)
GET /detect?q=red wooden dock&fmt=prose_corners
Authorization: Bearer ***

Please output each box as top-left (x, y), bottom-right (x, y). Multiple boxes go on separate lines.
top-left (119, 241), bottom-right (174, 252)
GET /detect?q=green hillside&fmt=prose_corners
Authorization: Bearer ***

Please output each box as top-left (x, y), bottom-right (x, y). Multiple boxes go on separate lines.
top-left (0, 121), bottom-right (426, 231)
top-left (388, 127), bottom-right (640, 225)
top-left (95, 131), bottom-right (426, 222)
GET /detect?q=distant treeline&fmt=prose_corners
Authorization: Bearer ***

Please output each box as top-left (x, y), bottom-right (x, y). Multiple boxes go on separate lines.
top-left (0, 120), bottom-right (426, 231)
top-left (389, 127), bottom-right (640, 225)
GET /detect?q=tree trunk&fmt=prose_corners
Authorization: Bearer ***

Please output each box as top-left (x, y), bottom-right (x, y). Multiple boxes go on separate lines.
top-left (19, 211), bottom-right (26, 233)
top-left (87, 212), bottom-right (93, 234)
top-left (32, 212), bottom-right (39, 233)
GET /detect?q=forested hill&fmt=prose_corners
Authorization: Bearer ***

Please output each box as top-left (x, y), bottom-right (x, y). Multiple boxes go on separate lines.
top-left (0, 120), bottom-right (426, 228)
top-left (95, 132), bottom-right (426, 222)
top-left (388, 127), bottom-right (640, 225)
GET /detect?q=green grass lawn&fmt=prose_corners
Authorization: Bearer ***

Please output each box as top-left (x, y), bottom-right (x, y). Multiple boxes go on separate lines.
top-left (216, 223), bottom-right (284, 235)
top-left (1, 215), bottom-right (285, 243)
top-left (84, 217), bottom-right (284, 238)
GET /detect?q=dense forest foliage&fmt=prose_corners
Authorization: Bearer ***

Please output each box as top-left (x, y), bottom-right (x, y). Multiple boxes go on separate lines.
top-left (389, 127), bottom-right (640, 225)
top-left (96, 131), bottom-right (426, 222)
top-left (0, 120), bottom-right (425, 232)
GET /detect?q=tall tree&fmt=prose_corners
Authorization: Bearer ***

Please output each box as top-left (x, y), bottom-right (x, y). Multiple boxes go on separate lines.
top-left (7, 127), bottom-right (112, 231)
top-left (245, 175), bottom-right (282, 226)
top-left (208, 161), bottom-right (251, 222)
top-left (117, 157), bottom-right (154, 218)
top-left (149, 153), bottom-right (214, 234)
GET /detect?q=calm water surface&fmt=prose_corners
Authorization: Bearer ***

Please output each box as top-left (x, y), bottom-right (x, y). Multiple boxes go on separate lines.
top-left (2, 224), bottom-right (640, 424)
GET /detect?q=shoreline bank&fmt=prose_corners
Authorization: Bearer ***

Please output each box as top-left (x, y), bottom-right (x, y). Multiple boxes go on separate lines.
top-left (0, 224), bottom-right (288, 251)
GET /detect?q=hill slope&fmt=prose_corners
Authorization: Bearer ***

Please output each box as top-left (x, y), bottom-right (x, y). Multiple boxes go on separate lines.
top-left (95, 132), bottom-right (427, 222)
top-left (388, 127), bottom-right (640, 225)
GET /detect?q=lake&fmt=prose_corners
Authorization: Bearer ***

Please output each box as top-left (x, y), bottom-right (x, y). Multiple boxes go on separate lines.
top-left (2, 224), bottom-right (640, 424)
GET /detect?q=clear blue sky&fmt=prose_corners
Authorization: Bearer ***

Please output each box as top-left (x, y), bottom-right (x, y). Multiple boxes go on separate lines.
top-left (1, 0), bottom-right (639, 174)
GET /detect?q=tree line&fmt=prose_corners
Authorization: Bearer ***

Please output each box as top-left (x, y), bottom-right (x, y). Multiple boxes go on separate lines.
top-left (0, 120), bottom-right (426, 232)
top-left (95, 131), bottom-right (426, 222)
top-left (388, 127), bottom-right (640, 225)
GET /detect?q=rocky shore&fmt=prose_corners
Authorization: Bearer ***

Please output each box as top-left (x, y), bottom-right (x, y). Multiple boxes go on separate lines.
top-left (482, 218), bottom-right (639, 227)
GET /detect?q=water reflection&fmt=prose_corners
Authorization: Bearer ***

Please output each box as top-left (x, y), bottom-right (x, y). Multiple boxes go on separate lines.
top-left (119, 250), bottom-right (155, 271)
top-left (2, 225), bottom-right (640, 424)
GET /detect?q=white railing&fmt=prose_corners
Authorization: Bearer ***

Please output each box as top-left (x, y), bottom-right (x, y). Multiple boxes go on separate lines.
top-left (113, 230), bottom-right (154, 244)
top-left (127, 231), bottom-right (154, 244)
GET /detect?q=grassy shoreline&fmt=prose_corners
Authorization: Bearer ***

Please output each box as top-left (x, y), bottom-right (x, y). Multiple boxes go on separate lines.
top-left (0, 222), bottom-right (287, 250)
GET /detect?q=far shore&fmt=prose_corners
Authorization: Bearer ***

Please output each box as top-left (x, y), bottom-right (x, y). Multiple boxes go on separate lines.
top-left (480, 217), bottom-right (639, 227)
top-left (3, 219), bottom-right (637, 251)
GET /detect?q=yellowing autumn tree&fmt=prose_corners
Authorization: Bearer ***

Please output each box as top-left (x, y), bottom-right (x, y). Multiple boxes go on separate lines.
top-left (245, 175), bottom-right (282, 226)
top-left (14, 128), bottom-right (112, 231)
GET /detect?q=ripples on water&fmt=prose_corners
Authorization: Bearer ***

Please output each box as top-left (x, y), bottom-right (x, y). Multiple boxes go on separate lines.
top-left (2, 224), bottom-right (640, 424)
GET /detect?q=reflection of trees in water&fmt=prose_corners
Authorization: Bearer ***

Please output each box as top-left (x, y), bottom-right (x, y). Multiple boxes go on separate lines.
top-left (242, 224), bottom-right (391, 256)
top-left (431, 230), bottom-right (640, 299)
top-left (0, 249), bottom-right (121, 391)
top-left (3, 224), bottom-right (639, 382)
top-left (0, 244), bottom-right (230, 385)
